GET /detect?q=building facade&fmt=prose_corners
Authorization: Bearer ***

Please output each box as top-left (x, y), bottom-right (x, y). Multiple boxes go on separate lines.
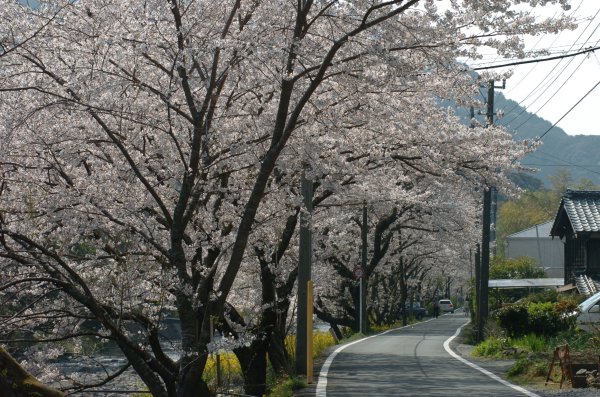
top-left (505, 220), bottom-right (564, 278)
top-left (550, 190), bottom-right (600, 284)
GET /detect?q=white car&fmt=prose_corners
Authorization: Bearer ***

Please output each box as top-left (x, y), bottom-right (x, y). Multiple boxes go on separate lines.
top-left (577, 291), bottom-right (600, 333)
top-left (438, 299), bottom-right (454, 313)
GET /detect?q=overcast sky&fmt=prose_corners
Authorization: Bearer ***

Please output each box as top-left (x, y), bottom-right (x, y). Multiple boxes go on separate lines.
top-left (468, 0), bottom-right (600, 136)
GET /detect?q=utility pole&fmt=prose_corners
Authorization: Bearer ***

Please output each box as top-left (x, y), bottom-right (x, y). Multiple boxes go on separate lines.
top-left (478, 79), bottom-right (504, 341)
top-left (475, 244), bottom-right (481, 341)
top-left (296, 168), bottom-right (313, 376)
top-left (480, 187), bottom-right (491, 342)
top-left (486, 80), bottom-right (503, 257)
top-left (470, 105), bottom-right (483, 338)
top-left (359, 202), bottom-right (368, 334)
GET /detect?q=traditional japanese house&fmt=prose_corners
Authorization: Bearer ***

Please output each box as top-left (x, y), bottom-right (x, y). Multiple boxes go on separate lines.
top-left (550, 190), bottom-right (600, 284)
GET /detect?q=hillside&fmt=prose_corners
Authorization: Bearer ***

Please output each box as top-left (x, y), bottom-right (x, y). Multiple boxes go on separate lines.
top-left (457, 92), bottom-right (600, 188)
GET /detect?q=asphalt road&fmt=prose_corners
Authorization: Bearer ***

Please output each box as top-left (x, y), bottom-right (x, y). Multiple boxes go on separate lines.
top-left (315, 312), bottom-right (537, 397)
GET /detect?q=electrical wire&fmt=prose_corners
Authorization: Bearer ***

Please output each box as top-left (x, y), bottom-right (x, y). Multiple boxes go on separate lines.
top-left (503, 1), bottom-right (584, 97)
top-left (474, 4), bottom-right (600, 132)
top-left (472, 45), bottom-right (600, 71)
top-left (498, 8), bottom-right (600, 128)
top-left (524, 150), bottom-right (600, 177)
top-left (536, 78), bottom-right (600, 141)
top-left (507, 21), bottom-right (600, 130)
top-left (508, 46), bottom-right (594, 132)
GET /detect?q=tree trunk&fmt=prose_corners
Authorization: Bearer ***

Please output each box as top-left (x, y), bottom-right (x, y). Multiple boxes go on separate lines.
top-left (0, 346), bottom-right (65, 397)
top-left (330, 324), bottom-right (343, 341)
top-left (399, 260), bottom-right (408, 326)
top-left (176, 302), bottom-right (211, 397)
top-left (268, 327), bottom-right (291, 375)
top-left (235, 340), bottom-right (268, 397)
top-left (259, 255), bottom-right (292, 376)
top-left (177, 354), bottom-right (210, 397)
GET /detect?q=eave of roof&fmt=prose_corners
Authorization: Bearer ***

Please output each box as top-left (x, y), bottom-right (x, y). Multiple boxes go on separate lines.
top-left (551, 190), bottom-right (600, 237)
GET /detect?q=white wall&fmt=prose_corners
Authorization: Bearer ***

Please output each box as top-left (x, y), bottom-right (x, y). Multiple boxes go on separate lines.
top-left (505, 237), bottom-right (564, 278)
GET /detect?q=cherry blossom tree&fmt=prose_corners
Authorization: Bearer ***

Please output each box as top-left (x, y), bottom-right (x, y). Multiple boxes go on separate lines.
top-left (312, 168), bottom-right (483, 331)
top-left (0, 0), bottom-right (574, 396)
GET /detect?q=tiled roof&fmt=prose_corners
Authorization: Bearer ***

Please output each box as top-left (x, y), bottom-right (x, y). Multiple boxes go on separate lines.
top-left (552, 190), bottom-right (600, 235)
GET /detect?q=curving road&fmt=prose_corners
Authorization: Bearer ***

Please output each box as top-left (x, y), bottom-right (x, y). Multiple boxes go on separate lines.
top-left (316, 312), bottom-right (539, 397)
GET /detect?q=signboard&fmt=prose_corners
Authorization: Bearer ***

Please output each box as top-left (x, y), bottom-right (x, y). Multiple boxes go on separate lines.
top-left (353, 266), bottom-right (365, 280)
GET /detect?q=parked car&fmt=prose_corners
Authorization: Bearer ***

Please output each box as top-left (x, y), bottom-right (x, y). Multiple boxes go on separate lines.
top-left (400, 302), bottom-right (428, 320)
top-left (438, 299), bottom-right (454, 313)
top-left (577, 291), bottom-right (600, 333)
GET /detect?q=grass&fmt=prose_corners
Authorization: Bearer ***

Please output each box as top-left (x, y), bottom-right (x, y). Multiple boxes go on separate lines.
top-left (507, 357), bottom-right (552, 381)
top-left (269, 375), bottom-right (308, 397)
top-left (511, 334), bottom-right (548, 353)
top-left (472, 336), bottom-right (508, 358)
top-left (474, 332), bottom-right (569, 358)
top-left (370, 320), bottom-right (419, 332)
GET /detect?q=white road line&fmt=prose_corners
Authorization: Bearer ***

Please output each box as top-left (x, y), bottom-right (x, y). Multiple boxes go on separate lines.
top-left (316, 318), bottom-right (541, 397)
top-left (315, 319), bottom-right (434, 397)
top-left (443, 321), bottom-right (542, 397)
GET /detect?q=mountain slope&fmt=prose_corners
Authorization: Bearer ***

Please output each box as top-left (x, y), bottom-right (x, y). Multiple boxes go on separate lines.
top-left (456, 92), bottom-right (600, 188)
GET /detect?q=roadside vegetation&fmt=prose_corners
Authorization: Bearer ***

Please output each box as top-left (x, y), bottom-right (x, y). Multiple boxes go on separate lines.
top-left (471, 288), bottom-right (599, 386)
top-left (200, 330), bottom-right (337, 396)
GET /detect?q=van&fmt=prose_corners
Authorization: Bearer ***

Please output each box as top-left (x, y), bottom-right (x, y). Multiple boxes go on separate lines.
top-left (577, 291), bottom-right (600, 333)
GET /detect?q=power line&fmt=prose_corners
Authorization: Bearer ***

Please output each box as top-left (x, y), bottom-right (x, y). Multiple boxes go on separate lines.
top-left (474, 30), bottom-right (600, 131)
top-left (525, 149), bottom-right (600, 177)
top-left (508, 50), bottom-right (592, 132)
top-left (477, 0), bottom-right (584, 86)
top-left (472, 45), bottom-right (600, 70)
top-left (502, 10), bottom-right (600, 130)
top-left (523, 163), bottom-right (600, 167)
top-left (537, 78), bottom-right (600, 141)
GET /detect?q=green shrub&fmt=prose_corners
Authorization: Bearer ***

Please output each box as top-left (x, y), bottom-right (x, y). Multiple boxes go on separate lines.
top-left (527, 302), bottom-right (558, 336)
top-left (497, 304), bottom-right (529, 337)
top-left (497, 297), bottom-right (578, 337)
top-left (527, 289), bottom-right (558, 304)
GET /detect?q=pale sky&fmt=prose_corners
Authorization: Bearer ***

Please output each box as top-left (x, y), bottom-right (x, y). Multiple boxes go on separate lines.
top-left (467, 0), bottom-right (600, 136)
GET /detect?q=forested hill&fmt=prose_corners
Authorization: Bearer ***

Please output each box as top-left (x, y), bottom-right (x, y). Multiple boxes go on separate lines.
top-left (456, 92), bottom-right (600, 188)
